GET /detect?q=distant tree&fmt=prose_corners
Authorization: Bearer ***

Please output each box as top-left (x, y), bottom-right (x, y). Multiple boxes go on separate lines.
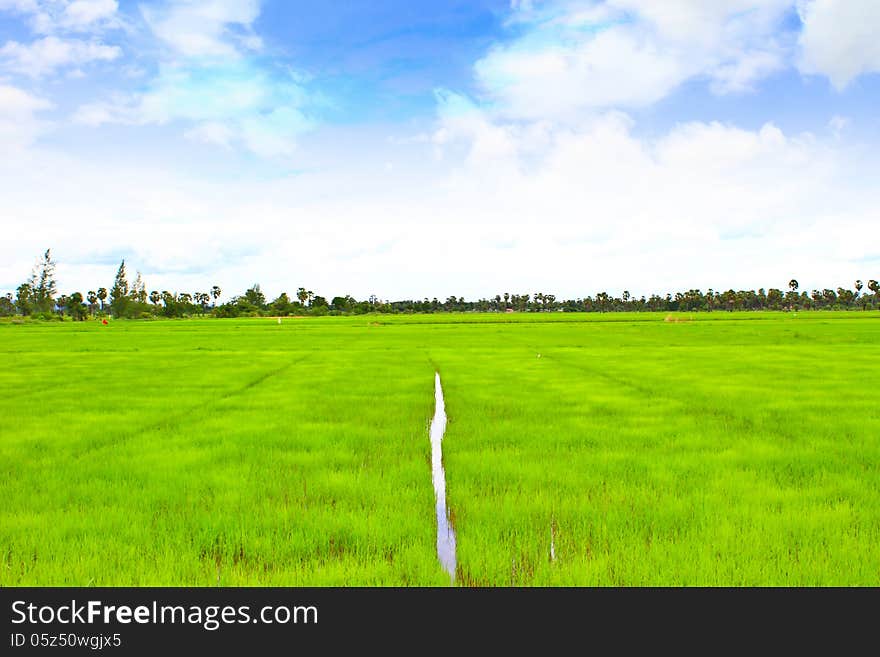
top-left (55, 294), bottom-right (68, 317)
top-left (211, 285), bottom-right (222, 307)
top-left (196, 292), bottom-right (211, 313)
top-left (96, 287), bottom-right (107, 311)
top-left (788, 279), bottom-right (798, 293)
top-left (865, 279), bottom-right (878, 306)
top-left (68, 292), bottom-right (86, 320)
top-left (86, 290), bottom-right (98, 315)
top-left (149, 290), bottom-right (160, 306)
top-left (15, 283), bottom-right (34, 315)
top-left (296, 287), bottom-right (308, 305)
top-left (271, 292), bottom-right (293, 316)
top-left (52, 294), bottom-right (68, 317)
top-left (330, 295), bottom-right (355, 312)
top-left (28, 249), bottom-right (57, 313)
top-left (109, 260), bottom-right (129, 318)
top-left (130, 271), bottom-right (147, 304)
top-left (244, 284), bottom-right (266, 308)
top-left (822, 288), bottom-right (837, 307)
top-left (0, 293), bottom-right (14, 317)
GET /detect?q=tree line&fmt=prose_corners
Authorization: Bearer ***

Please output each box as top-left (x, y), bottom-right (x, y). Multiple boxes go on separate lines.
top-left (1, 250), bottom-right (878, 320)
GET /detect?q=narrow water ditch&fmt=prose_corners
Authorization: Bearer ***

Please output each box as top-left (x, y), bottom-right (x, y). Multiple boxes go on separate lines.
top-left (430, 372), bottom-right (456, 583)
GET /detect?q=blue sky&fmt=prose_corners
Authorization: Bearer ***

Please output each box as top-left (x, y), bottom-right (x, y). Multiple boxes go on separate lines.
top-left (1, 1), bottom-right (879, 300)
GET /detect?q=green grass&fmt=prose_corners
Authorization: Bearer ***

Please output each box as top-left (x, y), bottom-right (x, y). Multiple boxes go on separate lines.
top-left (1, 312), bottom-right (879, 585)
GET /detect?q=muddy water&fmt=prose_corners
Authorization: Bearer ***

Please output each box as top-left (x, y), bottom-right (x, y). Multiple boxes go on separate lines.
top-left (430, 372), bottom-right (456, 582)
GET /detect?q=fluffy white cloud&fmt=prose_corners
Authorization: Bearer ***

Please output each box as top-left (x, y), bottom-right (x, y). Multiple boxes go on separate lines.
top-left (141, 0), bottom-right (262, 58)
top-left (0, 83), bottom-right (52, 148)
top-left (70, 2), bottom-right (314, 159)
top-left (74, 61), bottom-right (315, 158)
top-left (421, 93), bottom-right (876, 295)
top-left (798, 0), bottom-right (880, 89)
top-left (476, 0), bottom-right (792, 119)
top-left (2, 95), bottom-right (876, 300)
top-left (0, 35), bottom-right (120, 77)
top-left (62, 0), bottom-right (118, 30)
top-left (184, 120), bottom-right (235, 148)
top-left (0, 0), bottom-right (119, 33)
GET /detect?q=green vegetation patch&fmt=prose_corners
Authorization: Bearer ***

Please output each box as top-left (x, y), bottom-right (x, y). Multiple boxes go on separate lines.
top-left (1, 312), bottom-right (878, 585)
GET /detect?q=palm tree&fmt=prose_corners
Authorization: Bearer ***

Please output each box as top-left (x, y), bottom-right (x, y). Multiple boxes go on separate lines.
top-left (211, 285), bottom-right (221, 307)
top-left (87, 290), bottom-right (98, 315)
top-left (297, 287), bottom-right (308, 305)
top-left (68, 292), bottom-right (85, 320)
top-left (787, 280), bottom-right (799, 311)
top-left (149, 290), bottom-right (160, 305)
top-left (854, 280), bottom-right (866, 310)
top-left (867, 280), bottom-right (879, 309)
top-left (96, 287), bottom-right (107, 311)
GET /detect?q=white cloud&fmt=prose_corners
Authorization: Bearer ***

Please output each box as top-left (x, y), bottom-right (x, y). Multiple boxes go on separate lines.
top-left (67, 1), bottom-right (315, 159)
top-left (419, 95), bottom-right (875, 295)
top-left (0, 35), bottom-right (120, 77)
top-left (184, 120), bottom-right (235, 148)
top-left (71, 98), bottom-right (117, 125)
top-left (798, 0), bottom-right (880, 89)
top-left (710, 48), bottom-right (786, 94)
top-left (2, 96), bottom-right (877, 300)
top-left (0, 83), bottom-right (52, 148)
top-left (141, 0), bottom-right (262, 58)
top-left (0, 0), bottom-right (120, 33)
top-left (62, 0), bottom-right (118, 30)
top-left (74, 61), bottom-right (315, 158)
top-left (476, 29), bottom-right (684, 119)
top-left (476, 0), bottom-right (793, 119)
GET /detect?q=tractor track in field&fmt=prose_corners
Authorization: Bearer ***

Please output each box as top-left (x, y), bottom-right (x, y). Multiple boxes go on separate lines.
top-left (68, 351), bottom-right (315, 460)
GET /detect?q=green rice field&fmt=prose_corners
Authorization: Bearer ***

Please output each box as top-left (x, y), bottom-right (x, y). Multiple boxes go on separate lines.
top-left (1, 312), bottom-right (879, 585)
